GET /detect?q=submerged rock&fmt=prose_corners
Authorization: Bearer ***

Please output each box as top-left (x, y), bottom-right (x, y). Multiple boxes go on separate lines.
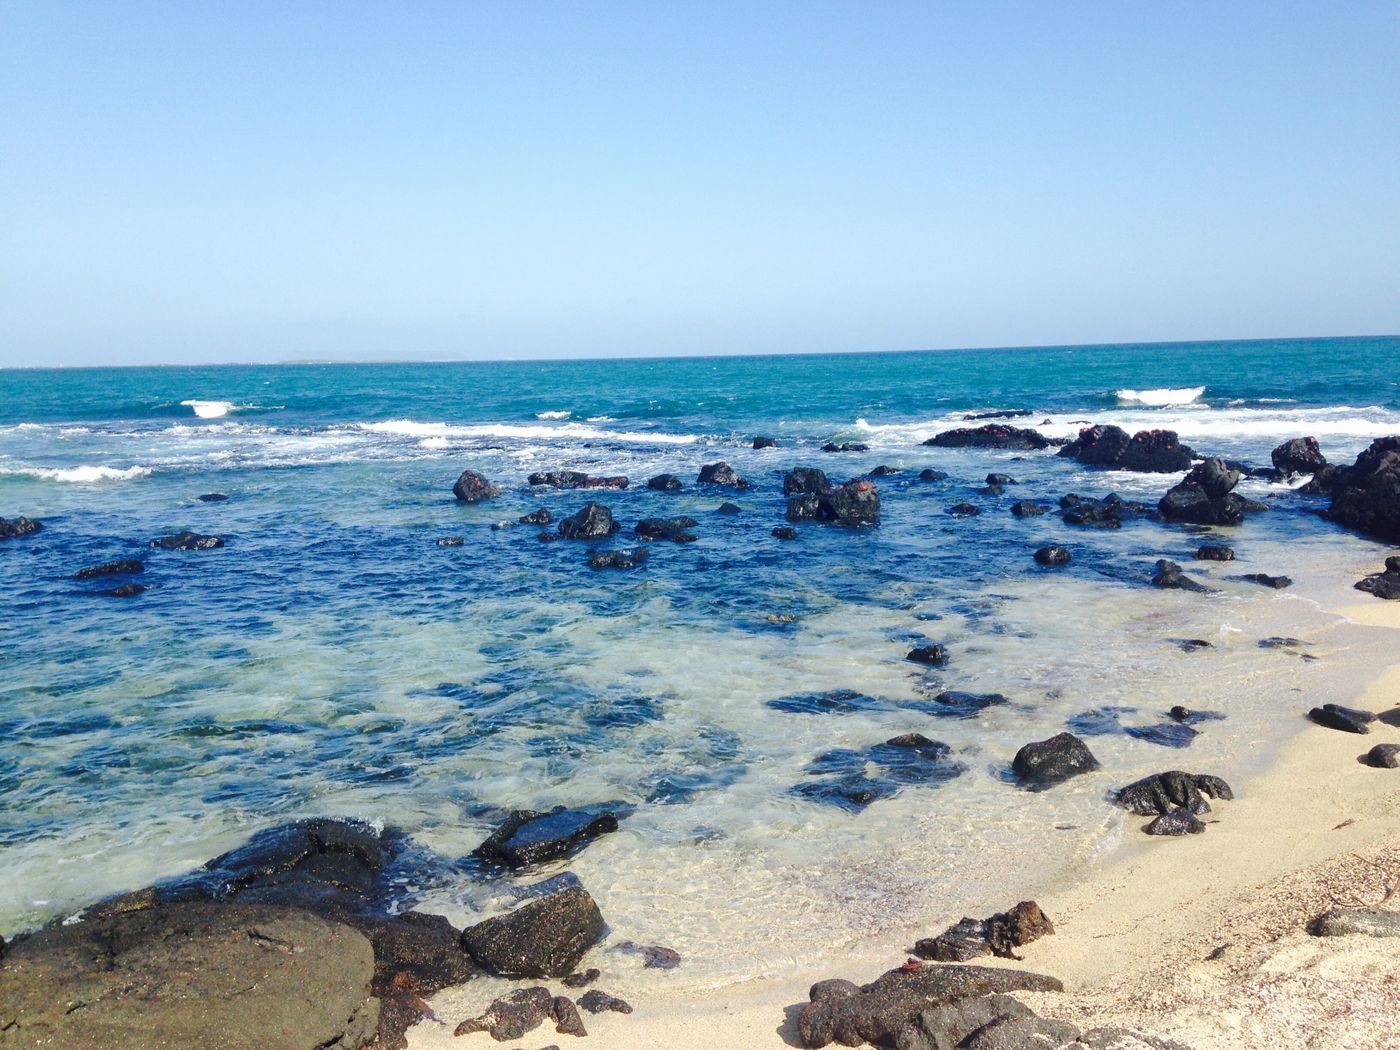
top-left (1034, 545), bottom-right (1072, 567)
top-left (717, 501), bottom-right (742, 514)
top-left (923, 424), bottom-right (1050, 450)
top-left (74, 558), bottom-right (144, 579)
top-left (149, 531), bottom-right (224, 550)
top-left (926, 690), bottom-right (1009, 716)
top-left (436, 536), bottom-right (466, 546)
top-left (588, 547), bottom-right (647, 570)
top-left (104, 582), bottom-right (147, 598)
top-left (635, 516), bottom-right (697, 542)
top-left (792, 735), bottom-right (965, 812)
top-left (1234, 572), bottom-right (1293, 589)
top-left (1195, 544), bottom-right (1235, 561)
top-left (918, 468), bottom-right (949, 482)
top-left (948, 502), bottom-right (981, 517)
top-left (1159, 458), bottom-right (1246, 526)
top-left (0, 516), bottom-right (42, 540)
top-left (460, 883), bottom-right (606, 978)
top-left (772, 525), bottom-right (798, 540)
top-left (1152, 559), bottom-right (1214, 593)
top-left (557, 502), bottom-right (620, 539)
top-left (473, 805), bottom-right (626, 869)
top-left (1012, 732), bottom-right (1099, 787)
top-left (453, 470), bottom-right (501, 502)
top-left (697, 461), bottom-right (750, 489)
top-left (869, 465), bottom-right (902, 477)
top-left (196, 492), bottom-right (229, 502)
top-left (646, 473), bottom-right (683, 491)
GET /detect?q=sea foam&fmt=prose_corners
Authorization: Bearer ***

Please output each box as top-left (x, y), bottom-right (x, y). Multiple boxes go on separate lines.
top-left (182, 400), bottom-right (238, 419)
top-left (1114, 386), bottom-right (1206, 406)
top-left (0, 464), bottom-right (152, 482)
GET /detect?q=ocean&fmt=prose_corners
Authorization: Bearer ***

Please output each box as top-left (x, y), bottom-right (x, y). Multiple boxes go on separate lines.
top-left (2, 335), bottom-right (1398, 990)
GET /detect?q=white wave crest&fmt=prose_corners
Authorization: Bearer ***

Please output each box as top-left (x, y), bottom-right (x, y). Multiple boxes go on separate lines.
top-left (1115, 386), bottom-right (1205, 406)
top-left (356, 419), bottom-right (699, 445)
top-left (182, 399), bottom-right (237, 419)
top-left (535, 410), bottom-right (572, 420)
top-left (0, 464), bottom-right (152, 483)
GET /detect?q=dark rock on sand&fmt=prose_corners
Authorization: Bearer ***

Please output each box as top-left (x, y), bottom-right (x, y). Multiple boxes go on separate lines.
top-left (553, 993), bottom-right (589, 1035)
top-left (890, 992), bottom-right (1037, 1050)
top-left (0, 516), bottom-right (42, 540)
top-left (1035, 545), bottom-right (1072, 566)
top-left (460, 883), bottom-right (606, 978)
top-left (1355, 559), bottom-right (1400, 600)
top-left (1309, 907), bottom-right (1400, 939)
top-left (772, 525), bottom-right (798, 540)
top-left (1152, 559), bottom-right (1214, 593)
top-left (474, 805), bottom-right (627, 869)
top-left (1010, 500), bottom-right (1047, 517)
top-left (1012, 732), bottom-right (1099, 787)
top-left (635, 516), bottom-right (697, 542)
top-left (0, 902), bottom-right (381, 1050)
top-left (962, 1012), bottom-right (1083, 1049)
top-left (918, 468), bottom-right (949, 482)
top-left (1273, 436), bottom-right (1327, 476)
top-left (1059, 425), bottom-right (1194, 472)
top-left (1144, 808), bottom-right (1207, 835)
top-left (1159, 458), bottom-right (1246, 526)
top-left (821, 441), bottom-right (869, 453)
top-left (577, 989), bottom-right (633, 1014)
top-left (75, 558), bottom-right (144, 579)
top-left (753, 435), bottom-right (778, 449)
top-left (1364, 743), bottom-right (1400, 768)
top-left (1115, 771), bottom-right (1234, 816)
top-left (453, 470), bottom-right (501, 502)
top-left (795, 963), bottom-right (1063, 1049)
top-left (588, 547), bottom-right (647, 570)
top-left (149, 530), bottom-right (224, 550)
top-left (948, 502), bottom-right (981, 517)
top-left (924, 424), bottom-right (1050, 450)
top-left (698, 461), bottom-right (750, 488)
top-left (915, 901), bottom-right (1054, 963)
top-left (1234, 572), bottom-right (1293, 589)
top-left (647, 473), bottom-right (683, 491)
top-left (1308, 704), bottom-right (1375, 734)
top-left (907, 644), bottom-right (950, 667)
top-left (784, 467), bottom-right (830, 495)
top-left (453, 985), bottom-right (554, 1040)
top-left (562, 967), bottom-right (600, 988)
top-left (557, 503), bottom-right (620, 539)
top-left (197, 492), bottom-right (229, 502)
top-left (1195, 544), bottom-right (1235, 561)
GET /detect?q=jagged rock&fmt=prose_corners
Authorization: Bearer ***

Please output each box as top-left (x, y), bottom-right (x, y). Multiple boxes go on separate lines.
top-left (907, 644), bottom-right (949, 667)
top-left (1365, 743), bottom-right (1400, 768)
top-left (437, 536), bottom-right (465, 547)
top-left (1059, 425), bottom-right (1193, 471)
top-left (697, 462), bottom-right (749, 489)
top-left (784, 468), bottom-right (830, 495)
top-left (557, 503), bottom-right (619, 539)
top-left (918, 469), bottom-right (949, 482)
top-left (1308, 704), bottom-right (1374, 734)
top-left (75, 558), bottom-right (144, 579)
top-left (914, 902), bottom-right (1053, 963)
top-left (753, 435), bottom-right (778, 449)
top-left (773, 526), bottom-right (798, 540)
top-left (795, 964), bottom-right (1063, 1049)
top-left (948, 503), bottom-right (981, 517)
top-left (1355, 561), bottom-right (1400, 600)
top-left (453, 986), bottom-right (554, 1040)
top-left (149, 531), bottom-right (224, 550)
top-left (1309, 908), bottom-right (1400, 938)
top-left (1012, 733), bottom-right (1098, 787)
top-left (923, 425), bottom-right (1050, 450)
top-left (1272, 436), bottom-right (1327, 476)
top-left (787, 493), bottom-right (822, 522)
top-left (1115, 771), bottom-right (1233, 815)
top-left (528, 471), bottom-right (628, 489)
top-left (1235, 573), bottom-right (1292, 589)
top-left (587, 548), bottom-right (647, 570)
top-left (647, 473), bottom-right (683, 491)
top-left (562, 968), bottom-right (600, 989)
top-left (1152, 559), bottom-right (1214, 593)
top-left (635, 516), bottom-right (697, 542)
top-left (0, 516), bottom-right (42, 540)
top-left (577, 990), bottom-right (633, 1014)
top-left (891, 993), bottom-right (1034, 1050)
top-left (1159, 458), bottom-right (1246, 526)
top-left (453, 470), bottom-right (501, 502)
top-left (1035, 545), bottom-right (1072, 567)
top-left (474, 805), bottom-right (626, 869)
top-left (553, 994), bottom-right (588, 1035)
top-left (913, 917), bottom-right (989, 962)
top-left (460, 883), bottom-right (605, 978)
top-left (819, 479), bottom-right (880, 526)
top-left (1010, 501), bottom-right (1047, 517)
top-left (1145, 808), bottom-right (1206, 835)
top-left (1194, 544), bottom-right (1234, 561)
top-left (962, 1012), bottom-right (1083, 1049)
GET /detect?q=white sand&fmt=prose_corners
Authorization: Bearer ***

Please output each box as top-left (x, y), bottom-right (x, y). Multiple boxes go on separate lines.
top-left (411, 600), bottom-right (1400, 1050)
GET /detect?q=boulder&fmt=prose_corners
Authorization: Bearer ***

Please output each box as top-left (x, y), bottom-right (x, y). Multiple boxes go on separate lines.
top-left (985, 473), bottom-right (1017, 486)
top-left (1034, 545), bottom-right (1072, 567)
top-left (1355, 557), bottom-right (1400, 600)
top-left (557, 503), bottom-right (619, 539)
top-left (1010, 501), bottom-right (1047, 517)
top-left (635, 516), bottom-right (697, 542)
top-left (149, 531), bottom-right (224, 550)
top-left (452, 470), bottom-right (501, 502)
top-left (587, 547), bottom-right (647, 570)
top-left (907, 644), bottom-right (949, 667)
top-left (1194, 544), bottom-right (1234, 561)
top-left (787, 493), bottom-right (822, 522)
top-left (697, 462), bottom-right (749, 489)
top-left (948, 503), bottom-right (981, 517)
top-left (0, 516), bottom-right (42, 540)
top-left (1115, 771), bottom-right (1233, 815)
top-left (1158, 459), bottom-right (1246, 526)
top-left (821, 442), bottom-right (869, 453)
top-left (1144, 809), bottom-right (1206, 835)
top-left (453, 986), bottom-right (554, 1040)
top-left (460, 883), bottom-right (606, 978)
top-left (1308, 704), bottom-right (1374, 734)
top-left (1272, 436), bottom-right (1327, 476)
top-left (773, 525), bottom-right (798, 540)
top-left (646, 473), bottom-right (683, 491)
top-left (753, 435), bottom-right (778, 449)
top-left (1059, 425), bottom-right (1193, 471)
top-left (923, 425), bottom-right (1050, 450)
top-left (75, 558), bottom-right (144, 579)
top-left (795, 963), bottom-right (1063, 1049)
top-left (1152, 559), bottom-right (1214, 593)
top-left (869, 465), bottom-right (902, 477)
top-left (1365, 743), bottom-right (1400, 768)
top-left (528, 470), bottom-right (628, 489)
top-left (784, 467), bottom-right (830, 495)
top-left (1309, 908), bottom-right (1400, 939)
top-left (473, 805), bottom-right (626, 869)
top-left (1012, 733), bottom-right (1098, 787)
top-left (818, 479), bottom-right (880, 526)
top-left (918, 468), bottom-right (949, 482)
top-left (519, 508), bottom-right (552, 525)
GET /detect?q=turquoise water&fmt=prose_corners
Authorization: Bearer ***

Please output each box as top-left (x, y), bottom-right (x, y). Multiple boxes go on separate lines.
top-left (2, 335), bottom-right (1397, 988)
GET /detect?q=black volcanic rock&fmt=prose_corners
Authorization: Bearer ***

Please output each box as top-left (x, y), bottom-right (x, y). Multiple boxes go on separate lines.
top-left (75, 558), bottom-right (144, 579)
top-left (1159, 458), bottom-right (1246, 526)
top-left (519, 508), bottom-right (552, 525)
top-left (635, 516), bottom-right (697, 542)
top-left (1235, 572), bottom-right (1293, 589)
top-left (557, 503), bottom-right (620, 539)
top-left (1325, 436), bottom-right (1400, 543)
top-left (907, 644), bottom-right (949, 667)
top-left (1011, 732), bottom-right (1098, 787)
top-left (752, 435), bottom-right (777, 449)
top-left (923, 424), bottom-right (1050, 450)
top-left (1195, 544), bottom-right (1235, 561)
top-left (1115, 771), bottom-right (1234, 816)
top-left (697, 461), bottom-right (749, 489)
top-left (918, 468), bottom-right (949, 482)
top-left (821, 442), bottom-right (869, 453)
top-left (1152, 559), bottom-right (1215, 593)
top-left (474, 806), bottom-right (626, 869)
top-left (460, 883), bottom-right (606, 978)
top-left (783, 467), bottom-right (830, 496)
top-left (1272, 436), bottom-right (1327, 476)
top-left (772, 525), bottom-right (798, 540)
top-left (587, 547), bottom-right (647, 570)
top-left (1034, 545), bottom-right (1072, 566)
top-left (818, 479), bottom-right (880, 526)
top-left (453, 470), bottom-right (501, 502)
top-left (1308, 704), bottom-right (1375, 734)
top-left (0, 516), bottom-right (42, 540)
top-left (528, 470), bottom-right (627, 489)
top-left (150, 531), bottom-right (224, 550)
top-left (1010, 500), bottom-right (1047, 517)
top-left (646, 473), bottom-right (683, 491)
top-left (1058, 425), bottom-right (1193, 472)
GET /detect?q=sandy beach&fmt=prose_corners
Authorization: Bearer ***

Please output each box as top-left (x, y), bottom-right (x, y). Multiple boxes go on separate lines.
top-left (419, 598), bottom-right (1400, 1050)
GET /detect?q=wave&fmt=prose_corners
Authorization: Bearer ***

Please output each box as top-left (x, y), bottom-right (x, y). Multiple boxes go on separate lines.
top-left (181, 400), bottom-right (239, 419)
top-left (354, 419), bottom-right (700, 445)
top-left (0, 464), bottom-right (152, 483)
top-left (535, 410), bottom-right (572, 420)
top-left (1114, 386), bottom-right (1205, 406)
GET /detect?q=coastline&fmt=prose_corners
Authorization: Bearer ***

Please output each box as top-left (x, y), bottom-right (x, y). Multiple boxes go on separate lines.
top-left (416, 597), bottom-right (1400, 1049)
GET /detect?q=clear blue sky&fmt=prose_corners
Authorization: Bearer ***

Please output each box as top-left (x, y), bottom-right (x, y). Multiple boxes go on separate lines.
top-left (2, 2), bottom-right (1397, 366)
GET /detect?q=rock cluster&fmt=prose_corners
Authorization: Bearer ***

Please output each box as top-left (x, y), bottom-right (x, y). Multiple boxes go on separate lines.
top-left (1059, 425), bottom-right (1194, 472)
top-left (1158, 459), bottom-right (1246, 526)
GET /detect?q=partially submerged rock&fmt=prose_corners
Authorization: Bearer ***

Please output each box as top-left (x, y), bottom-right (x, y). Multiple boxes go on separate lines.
top-left (1152, 559), bottom-right (1214, 593)
top-left (473, 805), bottom-right (626, 869)
top-left (635, 516), bottom-right (697, 542)
top-left (528, 470), bottom-right (628, 489)
top-left (1159, 458), bottom-right (1246, 526)
top-left (453, 470), bottom-right (501, 502)
top-left (74, 558), bottom-right (144, 579)
top-left (907, 644), bottom-right (950, 667)
top-left (1234, 572), bottom-right (1293, 589)
top-left (1010, 500), bottom-right (1047, 517)
top-left (1115, 771), bottom-right (1234, 816)
top-left (646, 473), bottom-right (683, 491)
top-left (0, 516), bottom-right (42, 540)
top-left (1059, 425), bottom-right (1194, 472)
top-left (557, 503), bottom-right (620, 539)
top-left (1273, 436), bottom-right (1327, 476)
top-left (821, 441), bottom-right (869, 453)
top-left (697, 461), bottom-right (749, 489)
top-left (459, 883), bottom-right (606, 978)
top-left (1035, 545), bottom-right (1072, 567)
top-left (1012, 733), bottom-right (1099, 787)
top-left (1144, 809), bottom-right (1206, 835)
top-left (1194, 544), bottom-right (1235, 561)
top-left (753, 435), bottom-right (777, 449)
top-left (923, 425), bottom-right (1051, 450)
top-left (149, 530), bottom-right (224, 550)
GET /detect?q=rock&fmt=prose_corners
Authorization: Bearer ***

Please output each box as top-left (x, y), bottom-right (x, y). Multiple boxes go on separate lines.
top-left (1116, 771), bottom-right (1233, 815)
top-left (1235, 572), bottom-right (1292, 589)
top-left (697, 461), bottom-right (749, 489)
top-left (552, 994), bottom-right (588, 1036)
top-left (557, 503), bottom-right (619, 539)
top-left (615, 940), bottom-right (682, 969)
top-left (74, 558), bottom-right (144, 579)
top-left (793, 735), bottom-right (965, 812)
top-left (869, 465), bottom-right (902, 477)
top-left (635, 516), bottom-right (697, 542)
top-left (913, 917), bottom-right (989, 962)
top-left (474, 805), bottom-right (626, 869)
top-left (105, 582), bottom-right (146, 597)
top-left (1194, 544), bottom-right (1235, 561)
top-left (948, 503), bottom-right (981, 517)
top-left (647, 473), bottom-right (683, 491)
top-left (1355, 564), bottom-right (1400, 600)
top-left (787, 493), bottom-right (822, 522)
top-left (453, 986), bottom-right (554, 1040)
top-left (1309, 907), bottom-right (1400, 938)
top-left (821, 442), bottom-right (869, 453)
top-left (0, 902), bottom-right (380, 1050)
top-left (577, 990), bottom-right (633, 1014)
top-left (1272, 436), bottom-right (1327, 476)
top-left (1172, 639), bottom-right (1213, 651)
top-left (1158, 458), bottom-right (1246, 526)
top-left (1308, 704), bottom-right (1374, 734)
top-left (519, 508), bottom-right (552, 525)
top-left (1010, 500), bottom-right (1047, 517)
top-left (460, 883), bottom-right (605, 978)
top-left (1365, 743), bottom-right (1400, 768)
top-left (1034, 545), bottom-right (1072, 567)
top-left (964, 409), bottom-right (1033, 420)
top-left (818, 479), bottom-right (880, 527)
top-left (562, 968), bottom-right (600, 989)
top-left (915, 902), bottom-right (1053, 963)
top-left (437, 536), bottom-right (466, 546)
top-left (795, 963), bottom-right (1063, 1049)
top-left (962, 1012), bottom-right (1083, 1049)
top-left (1145, 808), bottom-right (1206, 835)
top-left (1152, 559), bottom-right (1214, 593)
top-left (1061, 493), bottom-right (1154, 528)
top-left (891, 993), bottom-right (1034, 1050)
top-left (1012, 733), bottom-right (1099, 787)
top-left (907, 644), bottom-right (949, 667)
top-left (985, 473), bottom-right (1016, 486)
top-left (149, 531), bottom-right (224, 550)
top-left (528, 470), bottom-right (628, 489)
top-left (1300, 463), bottom-right (1346, 495)
top-left (717, 502), bottom-right (742, 514)
top-left (923, 425), bottom-right (1050, 450)
top-left (927, 691), bottom-right (1009, 716)
top-left (1059, 425), bottom-right (1193, 471)
top-left (587, 547), bottom-right (647, 570)
top-left (0, 516), bottom-right (42, 540)
top-left (753, 435), bottom-right (778, 449)
top-left (784, 468), bottom-right (830, 495)
top-left (453, 470), bottom-right (501, 502)
top-left (197, 492), bottom-right (229, 502)
top-left (918, 468), bottom-right (949, 482)
top-left (772, 525), bottom-right (798, 540)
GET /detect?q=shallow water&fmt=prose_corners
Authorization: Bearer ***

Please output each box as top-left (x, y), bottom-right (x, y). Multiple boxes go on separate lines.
top-left (1, 336), bottom-right (1397, 989)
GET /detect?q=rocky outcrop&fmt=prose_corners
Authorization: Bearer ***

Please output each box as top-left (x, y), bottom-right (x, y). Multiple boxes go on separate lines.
top-left (697, 462), bottom-right (750, 489)
top-left (149, 531), bottom-right (224, 550)
top-left (795, 963), bottom-right (1063, 1049)
top-left (1158, 458), bottom-right (1246, 526)
top-left (74, 558), bottom-right (144, 579)
top-left (528, 470), bottom-right (628, 489)
top-left (1272, 436), bottom-right (1327, 476)
top-left (0, 516), bottom-right (43, 540)
top-left (647, 473), bottom-right (683, 491)
top-left (459, 883), bottom-right (606, 978)
top-left (1354, 556), bottom-right (1400, 600)
top-left (474, 805), bottom-right (626, 869)
top-left (1012, 733), bottom-right (1098, 787)
top-left (453, 470), bottom-right (501, 502)
top-left (1115, 771), bottom-right (1234, 815)
top-left (923, 424), bottom-right (1050, 450)
top-left (1325, 437), bottom-right (1400, 542)
top-left (557, 503), bottom-right (620, 539)
top-left (1035, 545), bottom-right (1072, 567)
top-left (914, 901), bottom-right (1054, 963)
top-left (784, 467), bottom-right (830, 495)
top-left (1059, 425), bottom-right (1194, 472)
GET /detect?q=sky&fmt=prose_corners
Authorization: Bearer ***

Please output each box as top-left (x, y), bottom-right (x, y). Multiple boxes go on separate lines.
top-left (1, 2), bottom-right (1397, 367)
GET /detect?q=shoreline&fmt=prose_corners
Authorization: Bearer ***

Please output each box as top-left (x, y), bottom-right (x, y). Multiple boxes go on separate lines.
top-left (415, 597), bottom-right (1400, 1049)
